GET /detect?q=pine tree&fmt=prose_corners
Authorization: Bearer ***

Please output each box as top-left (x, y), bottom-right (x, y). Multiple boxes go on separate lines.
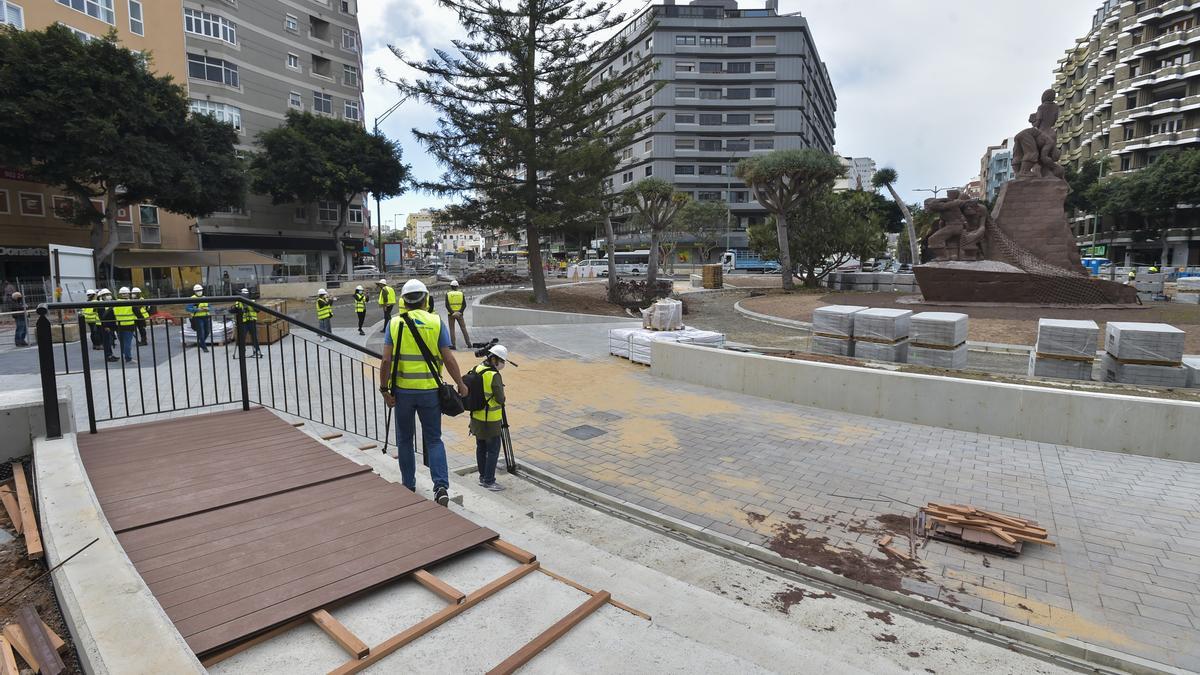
top-left (387, 0), bottom-right (653, 303)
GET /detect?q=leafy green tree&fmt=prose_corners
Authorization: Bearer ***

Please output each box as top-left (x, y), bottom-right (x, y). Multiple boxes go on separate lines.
top-left (251, 111), bottom-right (408, 275)
top-left (388, 0), bottom-right (654, 304)
top-left (748, 190), bottom-right (887, 287)
top-left (622, 178), bottom-right (689, 285)
top-left (1064, 158), bottom-right (1103, 215)
top-left (1090, 149), bottom-right (1200, 265)
top-left (0, 25), bottom-right (246, 274)
top-left (736, 150), bottom-right (845, 289)
top-left (675, 199), bottom-right (730, 265)
top-left (871, 168), bottom-right (920, 266)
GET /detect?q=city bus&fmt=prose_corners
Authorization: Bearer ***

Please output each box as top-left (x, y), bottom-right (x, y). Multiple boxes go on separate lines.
top-left (576, 250), bottom-right (661, 277)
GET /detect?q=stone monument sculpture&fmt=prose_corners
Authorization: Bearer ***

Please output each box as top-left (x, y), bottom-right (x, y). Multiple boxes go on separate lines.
top-left (913, 90), bottom-right (1135, 304)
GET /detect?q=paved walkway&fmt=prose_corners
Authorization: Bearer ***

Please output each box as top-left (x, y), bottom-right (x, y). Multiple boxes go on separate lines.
top-left (480, 320), bottom-right (1200, 671)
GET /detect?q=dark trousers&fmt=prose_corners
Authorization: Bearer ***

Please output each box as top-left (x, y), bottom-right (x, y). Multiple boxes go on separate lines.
top-left (135, 319), bottom-right (147, 345)
top-left (13, 313), bottom-right (27, 345)
top-left (89, 323), bottom-right (102, 348)
top-left (100, 326), bottom-right (114, 358)
top-left (357, 310), bottom-right (366, 330)
top-left (381, 306), bottom-right (392, 332)
top-left (475, 435), bottom-right (502, 484)
top-left (238, 322), bottom-right (261, 354)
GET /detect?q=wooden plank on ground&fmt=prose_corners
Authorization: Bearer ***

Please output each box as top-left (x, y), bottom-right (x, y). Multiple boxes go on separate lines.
top-left (0, 636), bottom-right (17, 675)
top-left (327, 562), bottom-right (539, 675)
top-left (310, 610), bottom-right (369, 659)
top-left (486, 591), bottom-right (610, 675)
top-left (15, 606), bottom-right (63, 675)
top-left (487, 540), bottom-right (535, 564)
top-left (412, 570), bottom-right (466, 604)
top-left (1, 620), bottom-right (65, 655)
top-left (0, 486), bottom-right (22, 535)
top-left (198, 617), bottom-right (306, 668)
top-left (320, 433), bottom-right (343, 441)
top-left (10, 464), bottom-right (42, 560)
top-left (538, 567), bottom-right (651, 621)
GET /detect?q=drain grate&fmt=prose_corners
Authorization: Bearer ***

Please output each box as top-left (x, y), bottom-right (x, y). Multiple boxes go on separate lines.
top-left (563, 425), bottom-right (607, 441)
top-left (591, 411), bottom-right (622, 422)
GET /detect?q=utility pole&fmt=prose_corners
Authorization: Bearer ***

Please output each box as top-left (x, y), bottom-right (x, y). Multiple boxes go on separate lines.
top-left (373, 100), bottom-right (404, 268)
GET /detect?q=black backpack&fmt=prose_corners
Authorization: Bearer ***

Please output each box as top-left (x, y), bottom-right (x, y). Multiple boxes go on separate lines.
top-left (462, 366), bottom-right (495, 412)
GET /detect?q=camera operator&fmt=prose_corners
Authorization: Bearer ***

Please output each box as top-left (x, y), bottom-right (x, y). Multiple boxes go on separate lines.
top-left (469, 344), bottom-right (508, 491)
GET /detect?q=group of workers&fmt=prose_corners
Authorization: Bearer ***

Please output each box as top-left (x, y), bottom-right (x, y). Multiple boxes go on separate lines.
top-left (81, 286), bottom-right (152, 363)
top-left (319, 278), bottom-right (472, 348)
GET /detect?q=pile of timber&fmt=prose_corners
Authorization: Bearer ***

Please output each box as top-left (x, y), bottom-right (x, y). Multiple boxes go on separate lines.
top-left (919, 503), bottom-right (1054, 556)
top-left (1, 462), bottom-right (42, 561)
top-left (2, 606), bottom-right (67, 674)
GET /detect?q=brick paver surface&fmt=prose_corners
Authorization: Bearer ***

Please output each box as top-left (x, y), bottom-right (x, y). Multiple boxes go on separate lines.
top-left (487, 328), bottom-right (1200, 671)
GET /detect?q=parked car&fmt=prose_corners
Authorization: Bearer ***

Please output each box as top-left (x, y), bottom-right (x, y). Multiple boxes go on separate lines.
top-left (352, 264), bottom-right (379, 277)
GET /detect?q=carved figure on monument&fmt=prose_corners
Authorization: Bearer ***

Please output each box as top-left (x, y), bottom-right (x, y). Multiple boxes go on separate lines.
top-left (958, 199), bottom-right (989, 260)
top-left (1012, 89), bottom-right (1065, 179)
top-left (924, 190), bottom-right (969, 261)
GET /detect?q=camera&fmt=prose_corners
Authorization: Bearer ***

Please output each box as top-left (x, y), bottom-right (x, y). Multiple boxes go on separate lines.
top-left (473, 338), bottom-right (499, 358)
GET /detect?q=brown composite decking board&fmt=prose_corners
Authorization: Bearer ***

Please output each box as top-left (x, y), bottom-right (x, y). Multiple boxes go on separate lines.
top-left (80, 408), bottom-right (498, 658)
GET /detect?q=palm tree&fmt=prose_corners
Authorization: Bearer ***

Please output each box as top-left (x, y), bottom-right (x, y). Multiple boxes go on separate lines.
top-left (872, 168), bottom-right (920, 265)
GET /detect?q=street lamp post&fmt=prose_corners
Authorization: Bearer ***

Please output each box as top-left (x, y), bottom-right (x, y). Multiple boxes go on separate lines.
top-left (913, 185), bottom-right (949, 199)
top-left (373, 100), bottom-right (404, 268)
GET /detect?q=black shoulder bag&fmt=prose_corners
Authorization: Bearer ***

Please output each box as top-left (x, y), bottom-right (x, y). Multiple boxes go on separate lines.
top-left (400, 313), bottom-right (465, 417)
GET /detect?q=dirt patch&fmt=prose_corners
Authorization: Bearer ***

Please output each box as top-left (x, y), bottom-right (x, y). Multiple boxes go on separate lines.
top-left (907, 651), bottom-right (922, 658)
top-left (866, 610), bottom-right (895, 625)
top-left (0, 466), bottom-right (84, 673)
top-left (744, 511), bottom-right (766, 525)
top-left (874, 514), bottom-right (916, 538)
top-left (771, 586), bottom-right (835, 612)
top-left (875, 633), bottom-right (899, 643)
top-left (481, 284), bottom-right (630, 317)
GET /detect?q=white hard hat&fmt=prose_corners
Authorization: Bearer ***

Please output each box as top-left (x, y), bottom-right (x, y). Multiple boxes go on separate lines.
top-left (355, 285), bottom-right (364, 291)
top-left (240, 287), bottom-right (250, 295)
top-left (193, 284), bottom-right (203, 292)
top-left (401, 279), bottom-right (428, 300)
top-left (130, 287), bottom-right (141, 294)
top-left (377, 278), bottom-right (387, 285)
top-left (86, 289), bottom-right (96, 296)
top-left (318, 288), bottom-right (328, 295)
top-left (118, 286), bottom-right (130, 295)
top-left (11, 291), bottom-right (21, 299)
top-left (450, 280), bottom-right (459, 287)
top-left (98, 288), bottom-right (112, 297)
top-left (487, 344), bottom-right (508, 362)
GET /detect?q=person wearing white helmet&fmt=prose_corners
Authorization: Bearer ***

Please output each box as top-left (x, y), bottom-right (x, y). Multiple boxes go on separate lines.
top-left (82, 289), bottom-right (104, 351)
top-left (111, 287), bottom-right (138, 363)
top-left (95, 289), bottom-right (119, 362)
top-left (187, 283), bottom-right (211, 352)
top-left (465, 343), bottom-right (509, 491)
top-left (443, 279), bottom-right (471, 349)
top-left (232, 288), bottom-right (262, 358)
top-left (376, 279), bottom-right (395, 333)
top-left (353, 284), bottom-right (368, 335)
top-left (315, 288), bottom-right (334, 341)
top-left (130, 286), bottom-right (149, 346)
top-left (380, 278), bottom-right (467, 505)
top-left (8, 290), bottom-right (28, 347)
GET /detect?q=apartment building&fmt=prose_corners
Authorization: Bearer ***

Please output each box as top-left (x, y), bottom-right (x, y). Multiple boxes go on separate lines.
top-left (590, 0), bottom-right (836, 261)
top-left (185, 0), bottom-right (370, 276)
top-left (0, 0), bottom-right (193, 283)
top-left (833, 155), bottom-right (876, 192)
top-left (1052, 0), bottom-right (1200, 265)
top-left (979, 139), bottom-right (1015, 203)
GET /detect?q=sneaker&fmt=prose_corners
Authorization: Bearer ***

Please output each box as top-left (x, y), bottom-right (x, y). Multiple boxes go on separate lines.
top-left (253, 351), bottom-right (263, 358)
top-left (484, 482), bottom-right (505, 492)
top-left (358, 329), bottom-right (365, 336)
top-left (434, 487), bottom-right (449, 506)
top-left (106, 356), bottom-right (119, 362)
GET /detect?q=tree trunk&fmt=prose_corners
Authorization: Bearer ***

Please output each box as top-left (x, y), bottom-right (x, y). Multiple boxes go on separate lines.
top-left (887, 184), bottom-right (920, 265)
top-left (647, 227), bottom-right (660, 287)
top-left (525, 220), bottom-right (548, 303)
top-left (604, 210), bottom-right (618, 303)
top-left (330, 202), bottom-right (350, 276)
top-left (93, 185), bottom-right (122, 283)
top-left (775, 210), bottom-right (795, 290)
top-left (522, 7), bottom-right (547, 304)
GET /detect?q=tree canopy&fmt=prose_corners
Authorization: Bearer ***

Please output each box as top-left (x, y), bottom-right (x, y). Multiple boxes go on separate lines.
top-left (251, 110), bottom-right (408, 274)
top-left (1087, 150), bottom-right (1200, 264)
top-left (736, 149), bottom-right (845, 289)
top-left (871, 168), bottom-right (919, 265)
top-left (621, 178), bottom-right (689, 285)
top-left (675, 199), bottom-right (731, 265)
top-left (0, 25), bottom-right (246, 274)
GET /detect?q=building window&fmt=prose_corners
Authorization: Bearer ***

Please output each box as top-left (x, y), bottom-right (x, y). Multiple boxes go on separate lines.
top-left (348, 205), bottom-right (363, 224)
top-left (675, 35), bottom-right (695, 45)
top-left (189, 99), bottom-right (242, 130)
top-left (1123, 126), bottom-right (1135, 140)
top-left (127, 0), bottom-right (143, 35)
top-left (1157, 52), bottom-right (1191, 69)
top-left (1125, 93), bottom-right (1138, 109)
top-left (621, 147), bottom-right (633, 160)
top-left (285, 13), bottom-right (298, 31)
top-left (138, 204), bottom-right (159, 225)
top-left (698, 165), bottom-right (723, 176)
top-left (674, 165), bottom-right (694, 175)
top-left (726, 62), bottom-right (750, 74)
top-left (754, 35), bottom-right (776, 46)
top-left (622, 171), bottom-right (633, 183)
top-left (726, 113), bottom-right (750, 125)
top-left (726, 36), bottom-right (750, 47)
top-left (51, 196), bottom-right (76, 220)
top-left (699, 139), bottom-right (722, 151)
top-left (287, 53), bottom-right (300, 70)
top-left (754, 61), bottom-right (775, 72)
top-left (698, 113), bottom-right (722, 125)
top-left (675, 113), bottom-right (695, 124)
top-left (674, 138), bottom-right (695, 150)
top-left (1120, 156), bottom-right (1131, 171)
top-left (643, 140), bottom-right (652, 152)
top-left (343, 64), bottom-right (359, 86)
top-left (1150, 117), bottom-right (1183, 134)
top-left (644, 166), bottom-right (652, 177)
top-left (318, 201), bottom-right (339, 222)
top-left (288, 91), bottom-right (303, 109)
top-left (699, 62), bottom-right (722, 73)
top-left (0, 190), bottom-right (8, 214)
top-left (754, 87), bottom-right (775, 98)
top-left (55, 0), bottom-right (113, 25)
top-left (699, 35), bottom-right (722, 46)
top-left (753, 138), bottom-right (774, 149)
top-left (18, 192), bottom-right (44, 217)
top-left (729, 191), bottom-right (749, 203)
top-left (187, 54), bottom-right (239, 87)
top-left (675, 87), bottom-right (695, 98)
top-left (726, 88), bottom-right (751, 100)
top-left (313, 91), bottom-right (333, 115)
top-left (59, 23), bottom-right (95, 41)
top-left (344, 100), bottom-right (360, 120)
top-left (675, 62), bottom-right (695, 72)
top-left (184, 8), bottom-right (236, 45)
top-left (726, 138), bottom-right (750, 151)
top-left (342, 28), bottom-right (358, 52)
top-left (1, 1), bottom-right (23, 29)
top-left (699, 88), bottom-right (721, 100)
top-left (294, 206), bottom-right (308, 221)
top-left (752, 113), bottom-right (774, 124)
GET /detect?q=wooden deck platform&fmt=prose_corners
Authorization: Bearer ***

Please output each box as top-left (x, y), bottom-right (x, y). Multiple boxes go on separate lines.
top-left (77, 408), bottom-right (498, 657)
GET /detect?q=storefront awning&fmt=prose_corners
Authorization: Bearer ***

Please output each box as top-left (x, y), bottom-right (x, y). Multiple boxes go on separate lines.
top-left (112, 249), bottom-right (280, 268)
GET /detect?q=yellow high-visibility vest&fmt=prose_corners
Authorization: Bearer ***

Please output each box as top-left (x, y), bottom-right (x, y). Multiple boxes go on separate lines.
top-left (316, 297), bottom-right (333, 320)
top-left (377, 286), bottom-right (396, 307)
top-left (234, 300), bottom-right (257, 323)
top-left (388, 310), bottom-right (442, 390)
top-left (190, 294), bottom-right (209, 317)
top-left (354, 291), bottom-right (366, 312)
top-left (447, 290), bottom-right (465, 312)
top-left (82, 304), bottom-right (99, 325)
top-left (469, 364), bottom-right (502, 423)
top-left (112, 304), bottom-right (137, 328)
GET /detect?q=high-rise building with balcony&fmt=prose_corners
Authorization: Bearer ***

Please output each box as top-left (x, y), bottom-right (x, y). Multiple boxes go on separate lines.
top-left (980, 139), bottom-right (1015, 203)
top-left (590, 0), bottom-right (836, 261)
top-left (1052, 0), bottom-right (1200, 266)
top-left (833, 155), bottom-right (876, 192)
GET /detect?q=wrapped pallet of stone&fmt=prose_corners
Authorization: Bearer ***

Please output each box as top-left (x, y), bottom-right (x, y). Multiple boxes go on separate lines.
top-left (608, 327), bottom-right (637, 359)
top-left (852, 308), bottom-right (911, 363)
top-left (811, 305), bottom-right (865, 357)
top-left (1184, 356), bottom-right (1200, 388)
top-left (909, 312), bottom-right (969, 369)
top-left (1101, 322), bottom-right (1188, 387)
top-left (1027, 319), bottom-right (1097, 381)
top-left (1176, 276), bottom-right (1200, 304)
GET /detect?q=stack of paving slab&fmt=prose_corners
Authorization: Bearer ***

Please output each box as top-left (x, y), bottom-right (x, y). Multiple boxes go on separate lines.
top-left (852, 308), bottom-right (911, 363)
top-left (1184, 356), bottom-right (1200, 388)
top-left (608, 326), bottom-right (725, 365)
top-left (1100, 322), bottom-right (1188, 387)
top-left (608, 327), bottom-right (638, 359)
top-left (1028, 319), bottom-right (1097, 381)
top-left (810, 305), bottom-right (865, 357)
top-left (908, 312), bottom-right (969, 369)
top-left (1175, 277), bottom-right (1200, 304)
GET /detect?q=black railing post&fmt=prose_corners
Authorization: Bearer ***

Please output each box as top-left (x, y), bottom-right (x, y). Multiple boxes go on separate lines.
top-left (76, 312), bottom-right (97, 434)
top-left (35, 306), bottom-right (62, 440)
top-left (235, 306), bottom-right (249, 411)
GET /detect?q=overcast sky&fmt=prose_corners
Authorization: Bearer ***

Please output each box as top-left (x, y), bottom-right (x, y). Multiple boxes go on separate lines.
top-left (360, 0), bottom-right (1103, 230)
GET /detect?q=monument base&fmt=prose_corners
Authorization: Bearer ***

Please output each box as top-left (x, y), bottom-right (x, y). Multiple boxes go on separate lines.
top-left (914, 264), bottom-right (1138, 305)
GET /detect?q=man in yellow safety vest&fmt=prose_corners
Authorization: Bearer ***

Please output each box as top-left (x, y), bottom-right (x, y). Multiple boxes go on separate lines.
top-left (316, 288), bottom-right (334, 341)
top-left (444, 280), bottom-right (471, 349)
top-left (131, 286), bottom-right (150, 346)
top-left (353, 284), bottom-right (367, 335)
top-left (379, 279), bottom-right (467, 506)
top-left (82, 289), bottom-right (103, 352)
top-left (233, 288), bottom-right (262, 358)
top-left (187, 284), bottom-right (211, 352)
top-left (376, 279), bottom-right (395, 333)
top-left (112, 287), bottom-right (138, 363)
top-left (469, 344), bottom-right (508, 491)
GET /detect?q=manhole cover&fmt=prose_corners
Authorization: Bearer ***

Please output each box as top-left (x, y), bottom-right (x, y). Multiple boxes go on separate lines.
top-left (591, 411), bottom-right (622, 422)
top-left (563, 425), bottom-right (607, 441)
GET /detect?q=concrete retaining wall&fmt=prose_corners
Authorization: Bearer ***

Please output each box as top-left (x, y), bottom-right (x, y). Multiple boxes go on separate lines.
top-left (473, 285), bottom-right (639, 327)
top-left (650, 341), bottom-right (1200, 462)
top-left (0, 388), bottom-right (73, 461)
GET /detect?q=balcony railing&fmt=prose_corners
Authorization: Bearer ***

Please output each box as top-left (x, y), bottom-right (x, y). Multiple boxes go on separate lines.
top-left (1115, 93), bottom-right (1200, 121)
top-left (1122, 127), bottom-right (1200, 152)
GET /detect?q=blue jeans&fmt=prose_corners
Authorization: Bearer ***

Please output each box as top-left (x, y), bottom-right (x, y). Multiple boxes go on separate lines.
top-left (393, 389), bottom-right (449, 491)
top-left (319, 317), bottom-right (332, 335)
top-left (193, 316), bottom-right (211, 349)
top-left (475, 435), bottom-right (501, 484)
top-left (13, 314), bottom-right (27, 345)
top-left (239, 322), bottom-right (260, 353)
top-left (118, 330), bottom-right (134, 361)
